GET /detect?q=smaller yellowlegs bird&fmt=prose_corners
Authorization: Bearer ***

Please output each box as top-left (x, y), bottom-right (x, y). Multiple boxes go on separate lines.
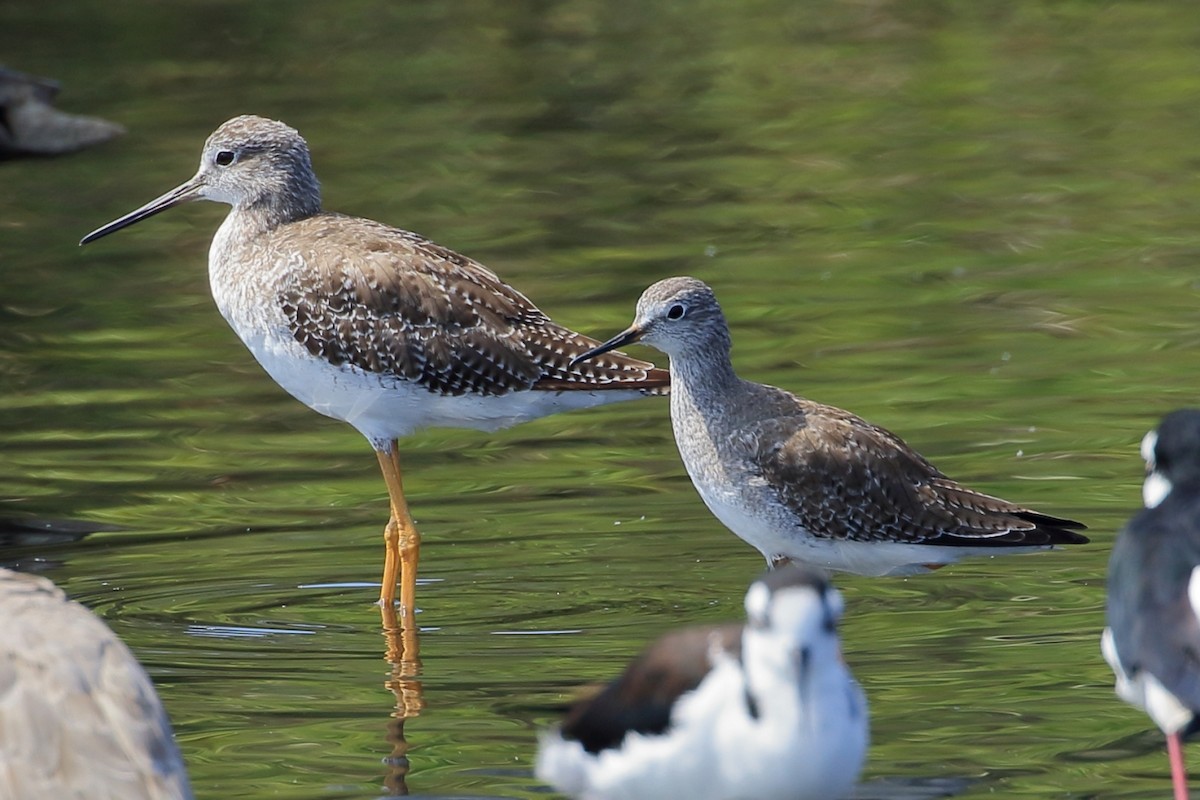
top-left (80, 116), bottom-right (668, 614)
top-left (1103, 410), bottom-right (1200, 800)
top-left (536, 564), bottom-right (868, 800)
top-left (0, 569), bottom-right (192, 799)
top-left (574, 277), bottom-right (1087, 576)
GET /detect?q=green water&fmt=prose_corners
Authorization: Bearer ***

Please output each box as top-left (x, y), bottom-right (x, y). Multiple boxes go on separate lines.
top-left (4, 1), bottom-right (1200, 796)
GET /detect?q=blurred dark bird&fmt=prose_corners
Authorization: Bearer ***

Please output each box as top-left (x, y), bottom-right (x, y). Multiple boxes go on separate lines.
top-left (1104, 409), bottom-right (1200, 800)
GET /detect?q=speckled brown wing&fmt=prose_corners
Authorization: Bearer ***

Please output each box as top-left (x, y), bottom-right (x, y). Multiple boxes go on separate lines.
top-left (736, 399), bottom-right (1087, 546)
top-left (277, 215), bottom-right (669, 397)
top-left (559, 624), bottom-right (743, 755)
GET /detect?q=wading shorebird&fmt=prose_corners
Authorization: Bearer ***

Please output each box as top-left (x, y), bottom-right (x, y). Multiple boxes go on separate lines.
top-left (574, 276), bottom-right (1087, 576)
top-left (1104, 409), bottom-right (1200, 800)
top-left (536, 564), bottom-right (868, 800)
top-left (80, 116), bottom-right (668, 616)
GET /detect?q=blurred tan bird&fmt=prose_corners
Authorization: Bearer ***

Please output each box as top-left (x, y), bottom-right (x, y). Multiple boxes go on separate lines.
top-left (0, 569), bottom-right (192, 799)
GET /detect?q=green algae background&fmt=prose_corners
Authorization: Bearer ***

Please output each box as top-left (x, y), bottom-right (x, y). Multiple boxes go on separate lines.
top-left (4, 1), bottom-right (1200, 797)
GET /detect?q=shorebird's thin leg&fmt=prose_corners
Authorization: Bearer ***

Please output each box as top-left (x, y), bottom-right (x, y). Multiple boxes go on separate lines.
top-left (375, 444), bottom-right (420, 618)
top-left (1168, 732), bottom-right (1190, 800)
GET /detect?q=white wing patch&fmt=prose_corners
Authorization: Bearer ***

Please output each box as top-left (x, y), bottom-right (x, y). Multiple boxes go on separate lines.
top-left (1144, 471), bottom-right (1172, 509)
top-left (1141, 430), bottom-right (1172, 509)
top-left (1141, 430), bottom-right (1158, 465)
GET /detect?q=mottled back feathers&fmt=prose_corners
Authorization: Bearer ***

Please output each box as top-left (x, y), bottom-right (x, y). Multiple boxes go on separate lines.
top-left (735, 386), bottom-right (1088, 547)
top-left (277, 215), bottom-right (669, 398)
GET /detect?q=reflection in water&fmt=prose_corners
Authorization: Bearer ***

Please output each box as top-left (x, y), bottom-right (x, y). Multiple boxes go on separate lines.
top-left (382, 716), bottom-right (412, 796)
top-left (0, 515), bottom-right (120, 547)
top-left (850, 776), bottom-right (972, 800)
top-left (380, 603), bottom-right (423, 796)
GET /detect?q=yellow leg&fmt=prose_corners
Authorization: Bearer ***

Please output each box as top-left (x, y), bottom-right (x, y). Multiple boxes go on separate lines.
top-left (375, 444), bottom-right (421, 617)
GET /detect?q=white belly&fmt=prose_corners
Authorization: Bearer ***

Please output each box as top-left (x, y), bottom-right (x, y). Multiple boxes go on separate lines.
top-left (696, 479), bottom-right (1047, 577)
top-left (238, 326), bottom-right (647, 447)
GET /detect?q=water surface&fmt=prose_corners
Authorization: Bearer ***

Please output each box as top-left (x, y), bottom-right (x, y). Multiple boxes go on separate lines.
top-left (4, 1), bottom-right (1200, 797)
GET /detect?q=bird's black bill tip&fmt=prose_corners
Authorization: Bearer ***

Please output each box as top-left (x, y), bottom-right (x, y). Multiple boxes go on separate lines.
top-left (79, 179), bottom-right (202, 246)
top-left (79, 228), bottom-right (110, 246)
top-left (80, 202), bottom-right (172, 246)
top-left (570, 326), bottom-right (643, 367)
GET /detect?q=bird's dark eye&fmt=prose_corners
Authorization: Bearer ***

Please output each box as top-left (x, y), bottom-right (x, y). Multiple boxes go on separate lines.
top-left (667, 303), bottom-right (686, 320)
top-left (214, 150), bottom-right (236, 167)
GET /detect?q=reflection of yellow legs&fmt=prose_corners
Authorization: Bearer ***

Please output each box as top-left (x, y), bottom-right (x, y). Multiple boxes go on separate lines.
top-left (380, 601), bottom-right (421, 677)
top-left (380, 602), bottom-right (422, 794)
top-left (375, 443), bottom-right (420, 617)
top-left (382, 715), bottom-right (413, 796)
top-left (381, 599), bottom-right (424, 796)
top-left (380, 602), bottom-right (423, 715)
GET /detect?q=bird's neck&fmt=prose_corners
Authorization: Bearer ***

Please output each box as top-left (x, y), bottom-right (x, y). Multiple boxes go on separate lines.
top-left (208, 204), bottom-right (299, 290)
top-left (668, 341), bottom-right (741, 410)
top-left (242, 191), bottom-right (321, 233)
top-left (743, 628), bottom-right (845, 709)
top-left (740, 630), bottom-right (803, 716)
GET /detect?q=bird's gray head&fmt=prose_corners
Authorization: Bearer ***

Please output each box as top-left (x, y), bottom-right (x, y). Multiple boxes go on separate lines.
top-left (1142, 408), bottom-right (1200, 508)
top-left (80, 115), bottom-right (321, 246)
top-left (195, 115), bottom-right (320, 210)
top-left (570, 276), bottom-right (732, 366)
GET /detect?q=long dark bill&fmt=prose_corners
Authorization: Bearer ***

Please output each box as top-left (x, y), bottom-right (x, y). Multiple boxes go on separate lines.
top-left (570, 325), bottom-right (644, 367)
top-left (79, 177), bottom-right (204, 245)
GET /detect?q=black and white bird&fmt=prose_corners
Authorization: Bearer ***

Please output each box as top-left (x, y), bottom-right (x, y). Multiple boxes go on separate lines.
top-left (1103, 409), bottom-right (1200, 800)
top-left (536, 564), bottom-right (868, 800)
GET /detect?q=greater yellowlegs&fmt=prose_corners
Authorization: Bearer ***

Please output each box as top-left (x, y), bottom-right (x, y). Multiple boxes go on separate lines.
top-left (80, 115), bottom-right (669, 614)
top-left (574, 276), bottom-right (1087, 575)
top-left (536, 563), bottom-right (868, 800)
top-left (0, 568), bottom-right (192, 799)
top-left (1103, 409), bottom-right (1200, 800)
